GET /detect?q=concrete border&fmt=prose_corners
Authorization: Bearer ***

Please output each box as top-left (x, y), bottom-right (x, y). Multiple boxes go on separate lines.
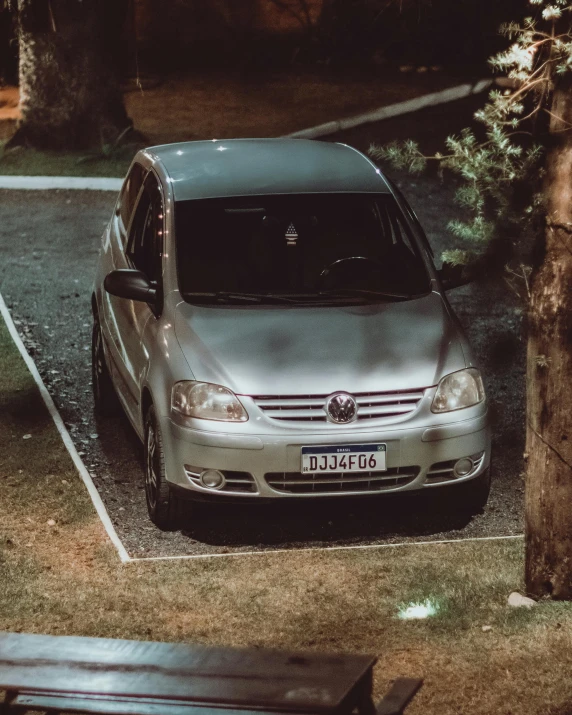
top-left (129, 533), bottom-right (523, 563)
top-left (0, 295), bottom-right (523, 563)
top-left (0, 77), bottom-right (494, 190)
top-left (0, 290), bottom-right (131, 563)
top-left (0, 176), bottom-right (122, 191)
top-left (285, 78), bottom-right (493, 139)
top-left (0, 221), bottom-right (522, 564)
top-left (0, 77), bottom-right (520, 563)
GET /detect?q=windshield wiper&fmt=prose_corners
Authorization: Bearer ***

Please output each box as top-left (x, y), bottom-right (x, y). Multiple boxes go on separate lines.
top-left (184, 289), bottom-right (427, 305)
top-left (184, 291), bottom-right (313, 304)
top-left (184, 291), bottom-right (262, 303)
top-left (319, 288), bottom-right (426, 301)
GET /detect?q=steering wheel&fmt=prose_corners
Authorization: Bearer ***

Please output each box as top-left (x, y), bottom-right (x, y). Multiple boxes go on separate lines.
top-left (317, 256), bottom-right (384, 291)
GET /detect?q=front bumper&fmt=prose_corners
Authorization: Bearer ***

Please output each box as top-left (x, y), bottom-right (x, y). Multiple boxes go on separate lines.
top-left (162, 411), bottom-right (491, 499)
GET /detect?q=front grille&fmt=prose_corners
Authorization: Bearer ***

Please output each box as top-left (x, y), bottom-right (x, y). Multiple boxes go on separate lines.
top-left (253, 389), bottom-right (426, 424)
top-left (265, 466), bottom-right (419, 494)
top-left (184, 467), bottom-right (257, 493)
top-left (426, 452), bottom-right (486, 485)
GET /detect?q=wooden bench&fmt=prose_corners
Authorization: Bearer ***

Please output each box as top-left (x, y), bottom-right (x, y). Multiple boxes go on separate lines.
top-left (0, 632), bottom-right (421, 715)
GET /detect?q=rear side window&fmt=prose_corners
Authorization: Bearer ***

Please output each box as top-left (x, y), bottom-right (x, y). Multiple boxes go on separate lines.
top-left (119, 162), bottom-right (147, 232)
top-left (385, 177), bottom-right (434, 258)
top-left (127, 173), bottom-right (164, 284)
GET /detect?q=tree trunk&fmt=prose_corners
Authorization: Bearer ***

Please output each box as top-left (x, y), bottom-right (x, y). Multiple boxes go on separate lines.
top-left (11, 0), bottom-right (134, 151)
top-left (525, 76), bottom-right (572, 599)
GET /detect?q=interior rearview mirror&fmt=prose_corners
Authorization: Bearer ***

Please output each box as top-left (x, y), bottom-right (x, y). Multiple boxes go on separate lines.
top-left (104, 269), bottom-right (157, 304)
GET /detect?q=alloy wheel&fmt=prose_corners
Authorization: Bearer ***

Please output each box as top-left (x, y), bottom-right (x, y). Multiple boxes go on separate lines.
top-left (92, 324), bottom-right (104, 400)
top-left (145, 422), bottom-right (159, 511)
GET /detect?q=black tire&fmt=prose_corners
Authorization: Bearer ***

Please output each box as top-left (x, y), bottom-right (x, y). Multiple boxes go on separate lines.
top-left (144, 404), bottom-right (183, 530)
top-left (92, 317), bottom-right (119, 416)
top-left (446, 467), bottom-right (491, 516)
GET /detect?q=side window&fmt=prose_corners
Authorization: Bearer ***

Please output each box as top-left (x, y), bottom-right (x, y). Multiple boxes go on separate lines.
top-left (118, 162), bottom-right (147, 234)
top-left (127, 173), bottom-right (165, 287)
top-left (389, 210), bottom-right (415, 255)
top-left (386, 179), bottom-right (434, 258)
top-left (376, 199), bottom-right (417, 258)
top-left (380, 202), bottom-right (429, 292)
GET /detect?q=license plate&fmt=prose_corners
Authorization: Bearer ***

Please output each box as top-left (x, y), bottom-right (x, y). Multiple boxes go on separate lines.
top-left (301, 444), bottom-right (387, 474)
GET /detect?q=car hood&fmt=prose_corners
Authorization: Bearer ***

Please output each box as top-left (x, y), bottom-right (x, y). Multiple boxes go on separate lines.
top-left (174, 292), bottom-right (466, 396)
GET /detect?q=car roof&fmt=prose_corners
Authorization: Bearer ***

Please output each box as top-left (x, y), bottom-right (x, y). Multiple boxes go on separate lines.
top-left (144, 138), bottom-right (392, 202)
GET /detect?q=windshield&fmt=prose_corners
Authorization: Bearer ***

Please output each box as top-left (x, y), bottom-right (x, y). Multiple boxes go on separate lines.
top-left (175, 194), bottom-right (431, 305)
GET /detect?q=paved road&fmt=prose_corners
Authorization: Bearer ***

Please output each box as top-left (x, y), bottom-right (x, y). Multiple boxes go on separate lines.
top-left (0, 100), bottom-right (525, 558)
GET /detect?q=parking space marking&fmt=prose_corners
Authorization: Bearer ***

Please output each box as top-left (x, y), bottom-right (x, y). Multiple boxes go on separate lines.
top-left (0, 79), bottom-right (495, 195)
top-left (1, 291), bottom-right (521, 565)
top-left (285, 79), bottom-right (493, 139)
top-left (0, 290), bottom-right (131, 563)
top-left (0, 176), bottom-right (122, 191)
top-left (128, 534), bottom-right (523, 563)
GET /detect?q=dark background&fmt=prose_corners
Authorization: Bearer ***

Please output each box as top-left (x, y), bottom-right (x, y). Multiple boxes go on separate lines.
top-left (0, 0), bottom-right (529, 85)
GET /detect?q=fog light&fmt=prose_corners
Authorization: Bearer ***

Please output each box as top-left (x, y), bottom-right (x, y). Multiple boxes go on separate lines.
top-left (200, 469), bottom-right (226, 490)
top-left (453, 457), bottom-right (473, 478)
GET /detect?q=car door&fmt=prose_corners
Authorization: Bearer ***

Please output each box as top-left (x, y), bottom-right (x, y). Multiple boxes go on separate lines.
top-left (105, 171), bottom-right (165, 428)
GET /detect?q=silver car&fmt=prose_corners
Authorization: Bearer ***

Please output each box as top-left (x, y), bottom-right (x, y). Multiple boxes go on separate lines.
top-left (92, 138), bottom-right (491, 529)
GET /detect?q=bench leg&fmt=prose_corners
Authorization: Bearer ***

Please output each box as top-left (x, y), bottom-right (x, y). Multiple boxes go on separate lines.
top-left (1, 690), bottom-right (18, 715)
top-left (356, 669), bottom-right (376, 715)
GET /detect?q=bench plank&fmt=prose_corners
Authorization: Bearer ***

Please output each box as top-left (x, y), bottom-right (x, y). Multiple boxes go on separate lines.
top-left (11, 691), bottom-right (282, 715)
top-left (376, 679), bottom-right (423, 715)
top-left (0, 633), bottom-right (376, 714)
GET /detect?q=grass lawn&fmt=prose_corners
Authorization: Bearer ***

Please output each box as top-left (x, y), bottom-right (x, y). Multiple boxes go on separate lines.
top-left (2, 311), bottom-right (572, 714)
top-left (0, 144), bottom-right (134, 178)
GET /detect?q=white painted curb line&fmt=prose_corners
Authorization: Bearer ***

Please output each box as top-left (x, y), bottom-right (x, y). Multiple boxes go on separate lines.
top-left (0, 176), bottom-right (122, 191)
top-left (0, 75), bottom-right (518, 563)
top-left (1, 289), bottom-right (522, 564)
top-left (0, 291), bottom-right (131, 563)
top-left (285, 78), bottom-right (493, 139)
top-left (0, 78), bottom-right (494, 190)
top-left (130, 534), bottom-right (523, 563)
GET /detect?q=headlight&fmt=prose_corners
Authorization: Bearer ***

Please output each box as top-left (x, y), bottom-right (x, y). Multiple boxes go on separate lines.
top-left (171, 381), bottom-right (248, 422)
top-left (431, 368), bottom-right (485, 413)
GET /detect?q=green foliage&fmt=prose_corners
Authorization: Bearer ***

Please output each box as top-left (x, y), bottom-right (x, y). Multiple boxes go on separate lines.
top-left (441, 249), bottom-right (472, 266)
top-left (369, 0), bottom-right (572, 269)
top-left (448, 216), bottom-right (496, 244)
top-left (368, 140), bottom-right (427, 174)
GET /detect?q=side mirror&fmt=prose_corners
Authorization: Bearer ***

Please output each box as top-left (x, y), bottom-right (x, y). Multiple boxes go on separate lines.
top-left (437, 261), bottom-right (472, 291)
top-left (104, 269), bottom-right (156, 304)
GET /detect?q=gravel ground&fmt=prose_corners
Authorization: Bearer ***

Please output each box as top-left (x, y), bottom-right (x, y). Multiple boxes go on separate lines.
top-left (0, 97), bottom-right (525, 558)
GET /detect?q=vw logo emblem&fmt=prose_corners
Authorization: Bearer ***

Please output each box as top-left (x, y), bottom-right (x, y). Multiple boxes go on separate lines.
top-left (325, 392), bottom-right (358, 424)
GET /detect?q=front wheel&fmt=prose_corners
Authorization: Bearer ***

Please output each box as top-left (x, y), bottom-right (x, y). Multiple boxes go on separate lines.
top-left (144, 404), bottom-right (184, 530)
top-left (92, 317), bottom-right (119, 416)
